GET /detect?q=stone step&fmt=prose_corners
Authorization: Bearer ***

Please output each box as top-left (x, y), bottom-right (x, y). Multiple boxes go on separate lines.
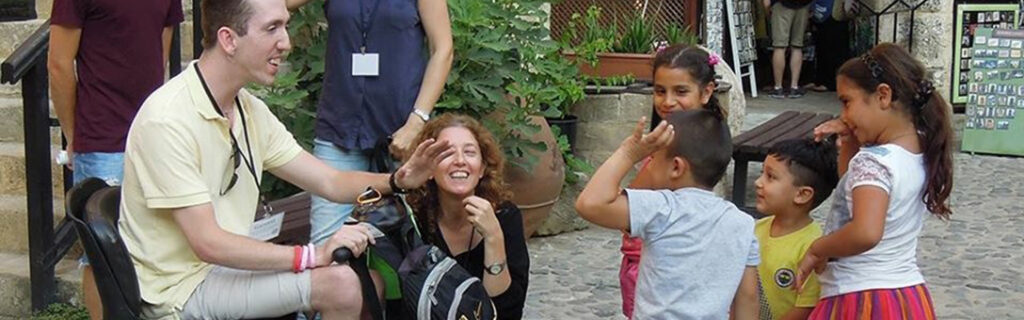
top-left (0, 97), bottom-right (25, 142)
top-left (0, 194), bottom-right (67, 254)
top-left (0, 252), bottom-right (82, 318)
top-left (0, 96), bottom-right (63, 144)
top-left (0, 142), bottom-right (66, 198)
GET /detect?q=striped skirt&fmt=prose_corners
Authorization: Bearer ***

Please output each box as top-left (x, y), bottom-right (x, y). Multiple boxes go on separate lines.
top-left (809, 284), bottom-right (936, 320)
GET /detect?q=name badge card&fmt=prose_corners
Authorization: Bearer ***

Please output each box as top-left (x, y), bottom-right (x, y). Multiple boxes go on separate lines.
top-left (250, 211), bottom-right (285, 241)
top-left (352, 53), bottom-right (380, 76)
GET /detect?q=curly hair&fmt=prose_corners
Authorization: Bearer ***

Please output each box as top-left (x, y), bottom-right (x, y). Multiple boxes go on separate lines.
top-left (405, 113), bottom-right (512, 244)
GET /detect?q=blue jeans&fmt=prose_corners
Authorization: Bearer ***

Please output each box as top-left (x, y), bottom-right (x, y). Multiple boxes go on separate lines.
top-left (72, 152), bottom-right (125, 185)
top-left (309, 138), bottom-right (371, 245)
top-left (72, 151), bottom-right (125, 265)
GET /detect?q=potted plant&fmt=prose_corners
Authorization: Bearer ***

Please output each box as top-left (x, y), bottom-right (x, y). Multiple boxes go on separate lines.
top-left (561, 5), bottom-right (699, 83)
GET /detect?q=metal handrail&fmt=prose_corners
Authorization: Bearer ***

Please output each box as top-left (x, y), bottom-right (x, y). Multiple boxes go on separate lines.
top-left (0, 18), bottom-right (71, 312)
top-left (1, 20), bottom-right (49, 84)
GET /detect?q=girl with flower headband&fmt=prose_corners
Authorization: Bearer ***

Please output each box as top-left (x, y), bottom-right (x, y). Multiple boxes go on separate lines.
top-left (795, 43), bottom-right (952, 319)
top-left (618, 44), bottom-right (728, 319)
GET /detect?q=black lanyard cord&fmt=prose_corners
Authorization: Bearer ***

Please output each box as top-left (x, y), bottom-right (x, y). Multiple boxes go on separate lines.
top-left (195, 65), bottom-right (273, 215)
top-left (358, 0), bottom-right (384, 52)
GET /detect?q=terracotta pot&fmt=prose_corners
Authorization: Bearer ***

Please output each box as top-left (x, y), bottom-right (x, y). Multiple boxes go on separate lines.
top-left (565, 52), bottom-right (655, 82)
top-left (503, 116), bottom-right (565, 238)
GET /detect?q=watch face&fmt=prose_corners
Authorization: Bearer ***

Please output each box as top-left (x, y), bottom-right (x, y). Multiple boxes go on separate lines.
top-left (487, 263), bottom-right (504, 275)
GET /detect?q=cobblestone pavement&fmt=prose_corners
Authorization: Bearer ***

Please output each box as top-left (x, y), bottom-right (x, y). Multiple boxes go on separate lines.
top-left (523, 94), bottom-right (1024, 319)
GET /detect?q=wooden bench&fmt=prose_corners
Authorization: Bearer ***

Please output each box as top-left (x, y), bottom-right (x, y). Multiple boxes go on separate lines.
top-left (731, 111), bottom-right (835, 211)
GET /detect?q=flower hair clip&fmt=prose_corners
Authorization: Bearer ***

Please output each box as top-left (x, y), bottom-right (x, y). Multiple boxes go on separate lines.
top-left (654, 41), bottom-right (669, 53)
top-left (708, 52), bottom-right (721, 67)
top-left (912, 79), bottom-right (935, 109)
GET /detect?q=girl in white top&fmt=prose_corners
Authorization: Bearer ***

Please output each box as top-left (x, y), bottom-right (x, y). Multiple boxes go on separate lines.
top-left (796, 43), bottom-right (953, 319)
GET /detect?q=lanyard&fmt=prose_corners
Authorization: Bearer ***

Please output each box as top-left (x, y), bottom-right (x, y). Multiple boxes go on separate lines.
top-left (194, 65), bottom-right (273, 216)
top-left (358, 0), bottom-right (384, 53)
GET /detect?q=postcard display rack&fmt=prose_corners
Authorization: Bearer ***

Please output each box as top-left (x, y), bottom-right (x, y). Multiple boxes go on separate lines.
top-left (726, 0), bottom-right (757, 97)
top-left (953, 3), bottom-right (1020, 105)
top-left (961, 27), bottom-right (1024, 156)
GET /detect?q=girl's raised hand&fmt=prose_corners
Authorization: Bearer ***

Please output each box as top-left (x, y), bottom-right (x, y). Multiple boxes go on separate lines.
top-left (814, 119), bottom-right (851, 144)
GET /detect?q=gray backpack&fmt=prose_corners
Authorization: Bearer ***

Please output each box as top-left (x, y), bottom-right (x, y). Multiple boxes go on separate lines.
top-left (398, 245), bottom-right (497, 320)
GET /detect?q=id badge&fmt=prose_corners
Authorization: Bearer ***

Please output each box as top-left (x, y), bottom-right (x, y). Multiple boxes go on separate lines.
top-left (352, 53), bottom-right (380, 76)
top-left (250, 211), bottom-right (285, 241)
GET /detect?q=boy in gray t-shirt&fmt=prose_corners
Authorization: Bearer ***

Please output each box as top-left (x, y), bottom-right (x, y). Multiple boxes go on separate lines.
top-left (576, 110), bottom-right (760, 319)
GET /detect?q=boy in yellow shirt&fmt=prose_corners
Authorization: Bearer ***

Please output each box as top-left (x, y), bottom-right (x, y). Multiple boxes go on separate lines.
top-left (753, 138), bottom-right (839, 320)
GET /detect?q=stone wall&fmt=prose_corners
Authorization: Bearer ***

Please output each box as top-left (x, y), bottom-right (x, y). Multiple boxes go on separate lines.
top-left (863, 0), bottom-right (954, 102)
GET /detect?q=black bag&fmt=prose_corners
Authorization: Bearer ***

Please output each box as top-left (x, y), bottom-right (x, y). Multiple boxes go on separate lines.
top-left (398, 246), bottom-right (497, 320)
top-left (343, 138), bottom-right (418, 320)
top-left (347, 187), bottom-right (418, 320)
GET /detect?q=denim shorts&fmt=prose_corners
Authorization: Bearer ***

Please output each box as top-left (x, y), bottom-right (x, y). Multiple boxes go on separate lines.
top-left (72, 151), bottom-right (125, 265)
top-left (72, 152), bottom-right (125, 186)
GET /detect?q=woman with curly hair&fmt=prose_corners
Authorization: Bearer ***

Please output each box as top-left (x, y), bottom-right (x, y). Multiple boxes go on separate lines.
top-left (406, 113), bottom-right (529, 319)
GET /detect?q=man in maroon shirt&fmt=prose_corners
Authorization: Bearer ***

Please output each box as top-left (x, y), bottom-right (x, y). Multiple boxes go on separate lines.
top-left (47, 0), bottom-right (183, 317)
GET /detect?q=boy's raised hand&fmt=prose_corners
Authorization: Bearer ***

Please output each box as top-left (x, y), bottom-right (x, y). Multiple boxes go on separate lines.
top-left (620, 117), bottom-right (675, 163)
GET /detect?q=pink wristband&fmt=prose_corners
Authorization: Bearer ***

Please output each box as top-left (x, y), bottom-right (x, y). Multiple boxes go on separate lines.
top-left (307, 245), bottom-right (316, 269)
top-left (299, 245), bottom-right (309, 271)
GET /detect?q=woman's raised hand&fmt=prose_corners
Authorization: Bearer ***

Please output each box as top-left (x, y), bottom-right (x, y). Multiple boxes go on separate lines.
top-left (394, 138), bottom-right (454, 190)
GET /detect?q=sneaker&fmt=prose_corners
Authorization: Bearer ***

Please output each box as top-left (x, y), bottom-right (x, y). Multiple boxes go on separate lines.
top-left (768, 87), bottom-right (786, 99)
top-left (788, 87), bottom-right (806, 98)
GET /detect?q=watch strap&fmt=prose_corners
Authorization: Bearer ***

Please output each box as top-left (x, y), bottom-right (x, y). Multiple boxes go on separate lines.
top-left (412, 108), bottom-right (430, 122)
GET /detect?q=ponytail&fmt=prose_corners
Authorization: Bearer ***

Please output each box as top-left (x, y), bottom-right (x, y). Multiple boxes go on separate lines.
top-left (705, 94), bottom-right (726, 121)
top-left (912, 88), bottom-right (954, 218)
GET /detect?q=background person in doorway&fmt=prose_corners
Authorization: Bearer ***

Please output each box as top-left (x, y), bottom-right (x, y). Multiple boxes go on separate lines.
top-left (763, 0), bottom-right (813, 98)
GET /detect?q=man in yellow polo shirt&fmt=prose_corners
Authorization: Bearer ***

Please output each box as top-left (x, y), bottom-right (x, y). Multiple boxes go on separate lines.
top-left (118, 0), bottom-right (453, 318)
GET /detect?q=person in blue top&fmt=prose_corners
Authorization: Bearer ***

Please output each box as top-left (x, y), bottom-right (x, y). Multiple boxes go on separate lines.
top-left (286, 0), bottom-right (454, 245)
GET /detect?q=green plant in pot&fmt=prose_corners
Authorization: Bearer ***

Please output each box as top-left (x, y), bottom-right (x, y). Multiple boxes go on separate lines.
top-left (614, 12), bottom-right (657, 54)
top-left (561, 4), bottom-right (701, 84)
top-left (664, 23), bottom-right (699, 47)
top-left (561, 5), bottom-right (656, 82)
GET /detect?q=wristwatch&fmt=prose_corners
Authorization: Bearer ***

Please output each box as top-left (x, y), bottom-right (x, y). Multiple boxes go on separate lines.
top-left (485, 261), bottom-right (506, 275)
top-left (411, 108), bottom-right (430, 122)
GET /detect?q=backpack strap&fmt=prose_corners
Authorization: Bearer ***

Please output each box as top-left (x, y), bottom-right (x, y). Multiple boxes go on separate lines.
top-left (351, 255), bottom-right (385, 320)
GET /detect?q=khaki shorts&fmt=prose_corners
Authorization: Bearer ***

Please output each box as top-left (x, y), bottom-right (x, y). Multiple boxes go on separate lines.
top-left (178, 266), bottom-right (313, 319)
top-left (770, 3), bottom-right (811, 48)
